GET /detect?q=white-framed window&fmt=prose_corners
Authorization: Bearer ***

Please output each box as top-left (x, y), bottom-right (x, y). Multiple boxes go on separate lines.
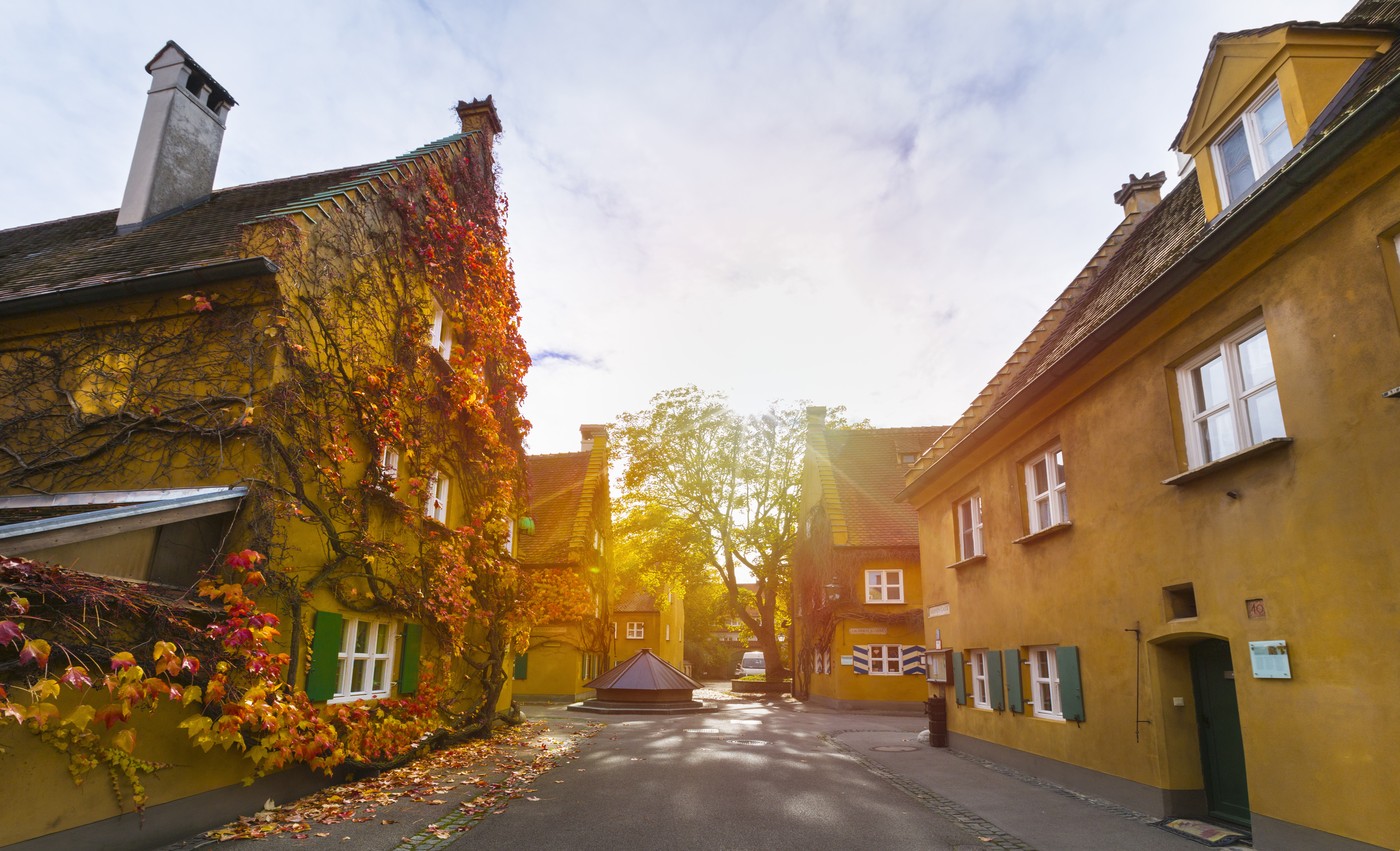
top-left (1212, 82), bottom-right (1292, 206)
top-left (869, 644), bottom-right (903, 675)
top-left (503, 516), bottom-right (515, 556)
top-left (865, 569), bottom-right (904, 603)
top-left (1179, 320), bottom-right (1285, 467)
top-left (1024, 445), bottom-right (1068, 533)
top-left (956, 494), bottom-right (984, 560)
top-left (626, 622), bottom-right (644, 640)
top-left (331, 618), bottom-right (398, 703)
top-left (970, 649), bottom-right (991, 709)
top-left (429, 299), bottom-right (453, 362)
top-left (379, 446), bottom-right (400, 482)
top-left (665, 624), bottom-right (671, 641)
top-left (425, 471), bottom-right (450, 523)
top-left (1029, 645), bottom-right (1062, 720)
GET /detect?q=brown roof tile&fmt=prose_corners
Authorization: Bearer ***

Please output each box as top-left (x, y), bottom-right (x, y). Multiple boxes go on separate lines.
top-left (826, 427), bottom-right (946, 548)
top-left (614, 590), bottom-right (659, 612)
top-left (585, 647), bottom-right (700, 691)
top-left (517, 450), bottom-right (592, 565)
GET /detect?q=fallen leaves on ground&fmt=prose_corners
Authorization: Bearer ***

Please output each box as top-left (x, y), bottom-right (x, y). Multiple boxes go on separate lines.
top-left (202, 719), bottom-right (602, 842)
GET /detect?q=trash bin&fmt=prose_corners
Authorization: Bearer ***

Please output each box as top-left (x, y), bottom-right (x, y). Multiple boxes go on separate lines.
top-left (925, 696), bottom-right (948, 748)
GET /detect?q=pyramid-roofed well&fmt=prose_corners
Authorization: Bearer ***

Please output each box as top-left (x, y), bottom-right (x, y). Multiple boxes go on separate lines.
top-left (585, 648), bottom-right (701, 692)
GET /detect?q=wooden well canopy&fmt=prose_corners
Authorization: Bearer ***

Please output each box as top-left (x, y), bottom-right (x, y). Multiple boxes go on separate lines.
top-left (570, 649), bottom-right (716, 714)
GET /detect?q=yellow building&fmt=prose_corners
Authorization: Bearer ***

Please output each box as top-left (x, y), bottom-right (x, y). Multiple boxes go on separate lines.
top-left (794, 407), bottom-right (945, 711)
top-left (903, 7), bottom-right (1400, 849)
top-left (0, 42), bottom-right (528, 848)
top-left (512, 426), bottom-right (613, 702)
top-left (612, 587), bottom-right (686, 671)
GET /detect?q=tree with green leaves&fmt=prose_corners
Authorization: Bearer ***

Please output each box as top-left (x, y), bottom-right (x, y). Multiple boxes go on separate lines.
top-left (613, 387), bottom-right (805, 678)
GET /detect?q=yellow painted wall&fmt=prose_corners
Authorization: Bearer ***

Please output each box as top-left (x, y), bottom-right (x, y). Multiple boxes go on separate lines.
top-left (911, 120), bottom-right (1400, 847)
top-left (511, 626), bottom-right (595, 701)
top-left (611, 590), bottom-right (685, 669)
top-left (809, 556), bottom-right (927, 706)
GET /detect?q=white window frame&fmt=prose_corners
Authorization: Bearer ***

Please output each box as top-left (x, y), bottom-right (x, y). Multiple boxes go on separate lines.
top-left (970, 649), bottom-right (991, 709)
top-left (1211, 82), bottom-right (1291, 206)
top-left (865, 569), bottom-right (904, 604)
top-left (626, 622), bottom-right (644, 640)
top-left (1029, 645), bottom-right (1062, 720)
top-left (429, 299), bottom-right (453, 362)
top-left (330, 618), bottom-right (398, 704)
top-left (956, 494), bottom-right (984, 560)
top-left (379, 446), bottom-right (400, 483)
top-left (503, 516), bottom-right (515, 556)
top-left (1023, 445), bottom-right (1068, 533)
top-left (425, 471), bottom-right (450, 523)
top-left (1178, 319), bottom-right (1285, 468)
top-left (869, 644), bottom-right (903, 675)
top-left (665, 623), bottom-right (671, 641)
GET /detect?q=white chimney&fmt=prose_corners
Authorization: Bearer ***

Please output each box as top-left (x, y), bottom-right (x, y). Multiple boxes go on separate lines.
top-left (580, 424), bottom-right (608, 452)
top-left (116, 42), bottom-right (236, 233)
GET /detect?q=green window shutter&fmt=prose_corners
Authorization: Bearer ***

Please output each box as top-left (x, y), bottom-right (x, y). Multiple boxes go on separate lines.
top-left (399, 623), bottom-right (423, 695)
top-left (1004, 649), bottom-right (1024, 713)
top-left (952, 651), bottom-right (966, 705)
top-left (305, 611), bottom-right (344, 702)
top-left (987, 650), bottom-right (1005, 711)
top-left (1057, 645), bottom-right (1085, 722)
top-left (513, 652), bottom-right (528, 680)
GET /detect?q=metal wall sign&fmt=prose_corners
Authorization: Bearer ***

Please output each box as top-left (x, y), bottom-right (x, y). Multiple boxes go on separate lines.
top-left (848, 627), bottom-right (887, 635)
top-left (1248, 640), bottom-right (1291, 678)
top-left (927, 603), bottom-right (951, 618)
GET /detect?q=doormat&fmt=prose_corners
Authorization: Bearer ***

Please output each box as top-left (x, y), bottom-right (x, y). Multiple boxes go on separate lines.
top-left (1153, 818), bottom-right (1249, 847)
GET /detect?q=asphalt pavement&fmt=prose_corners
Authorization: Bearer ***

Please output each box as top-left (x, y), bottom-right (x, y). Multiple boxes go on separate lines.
top-left (451, 686), bottom-right (1207, 851)
top-left (161, 684), bottom-right (1214, 851)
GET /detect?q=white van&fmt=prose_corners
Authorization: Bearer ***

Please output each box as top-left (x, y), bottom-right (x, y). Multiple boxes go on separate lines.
top-left (735, 651), bottom-right (765, 678)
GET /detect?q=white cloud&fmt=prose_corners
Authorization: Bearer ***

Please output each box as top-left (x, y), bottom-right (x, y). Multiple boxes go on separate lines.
top-left (0, 0), bottom-right (1356, 452)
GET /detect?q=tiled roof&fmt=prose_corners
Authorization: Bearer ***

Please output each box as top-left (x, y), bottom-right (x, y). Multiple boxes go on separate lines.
top-left (0, 132), bottom-right (478, 308)
top-left (516, 450), bottom-right (592, 565)
top-left (614, 590), bottom-right (659, 612)
top-left (824, 427), bottom-right (946, 548)
top-left (911, 4), bottom-right (1400, 484)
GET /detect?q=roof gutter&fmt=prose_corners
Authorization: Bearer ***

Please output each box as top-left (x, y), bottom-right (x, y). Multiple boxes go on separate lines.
top-left (0, 256), bottom-right (278, 318)
top-left (901, 67), bottom-right (1400, 504)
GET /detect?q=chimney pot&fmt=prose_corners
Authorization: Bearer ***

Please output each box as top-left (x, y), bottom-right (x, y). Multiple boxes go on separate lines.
top-left (456, 95), bottom-right (503, 136)
top-left (116, 42), bottom-right (236, 233)
top-left (580, 424), bottom-right (608, 452)
top-left (1113, 171), bottom-right (1167, 217)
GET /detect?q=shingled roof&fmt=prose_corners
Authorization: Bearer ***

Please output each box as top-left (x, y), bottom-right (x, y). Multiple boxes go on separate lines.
top-left (905, 2), bottom-right (1400, 492)
top-left (0, 131), bottom-right (480, 311)
top-left (817, 426), bottom-right (946, 548)
top-left (516, 450), bottom-right (594, 565)
top-left (614, 589), bottom-right (660, 613)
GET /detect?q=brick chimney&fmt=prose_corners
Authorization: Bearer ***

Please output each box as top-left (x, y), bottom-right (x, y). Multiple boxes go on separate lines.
top-left (580, 424), bottom-right (608, 452)
top-left (116, 42), bottom-right (235, 233)
top-left (1113, 171), bottom-right (1167, 217)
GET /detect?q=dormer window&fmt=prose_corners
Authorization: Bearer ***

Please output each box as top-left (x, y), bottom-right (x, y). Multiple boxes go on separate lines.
top-left (1213, 83), bottom-right (1292, 206)
top-left (429, 300), bottom-right (453, 362)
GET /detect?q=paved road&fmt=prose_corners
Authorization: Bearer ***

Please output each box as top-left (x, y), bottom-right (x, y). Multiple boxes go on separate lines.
top-left (448, 689), bottom-right (1207, 851)
top-left (454, 697), bottom-right (981, 851)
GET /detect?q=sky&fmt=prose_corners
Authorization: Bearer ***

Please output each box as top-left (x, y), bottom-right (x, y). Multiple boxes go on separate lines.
top-left (0, 0), bottom-right (1356, 454)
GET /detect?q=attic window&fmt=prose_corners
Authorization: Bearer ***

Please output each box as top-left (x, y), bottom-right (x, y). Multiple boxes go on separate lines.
top-left (1213, 82), bottom-right (1292, 206)
top-left (897, 452), bottom-right (919, 465)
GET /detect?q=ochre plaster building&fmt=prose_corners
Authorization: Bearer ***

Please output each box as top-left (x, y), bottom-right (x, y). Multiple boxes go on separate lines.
top-left (611, 587), bottom-right (686, 671)
top-left (903, 5), bottom-right (1400, 848)
top-left (511, 426), bottom-right (613, 702)
top-left (0, 43), bottom-right (527, 848)
top-left (794, 407), bottom-right (945, 711)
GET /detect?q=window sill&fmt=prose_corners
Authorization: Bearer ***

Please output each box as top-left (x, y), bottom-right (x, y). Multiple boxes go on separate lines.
top-left (864, 599), bottom-right (907, 605)
top-left (1012, 521), bottom-right (1073, 546)
top-left (1162, 437), bottom-right (1293, 486)
top-left (946, 554), bottom-right (987, 569)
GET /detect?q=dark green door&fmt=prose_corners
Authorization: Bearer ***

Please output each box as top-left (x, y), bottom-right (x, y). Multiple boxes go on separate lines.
top-left (1191, 639), bottom-right (1250, 826)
